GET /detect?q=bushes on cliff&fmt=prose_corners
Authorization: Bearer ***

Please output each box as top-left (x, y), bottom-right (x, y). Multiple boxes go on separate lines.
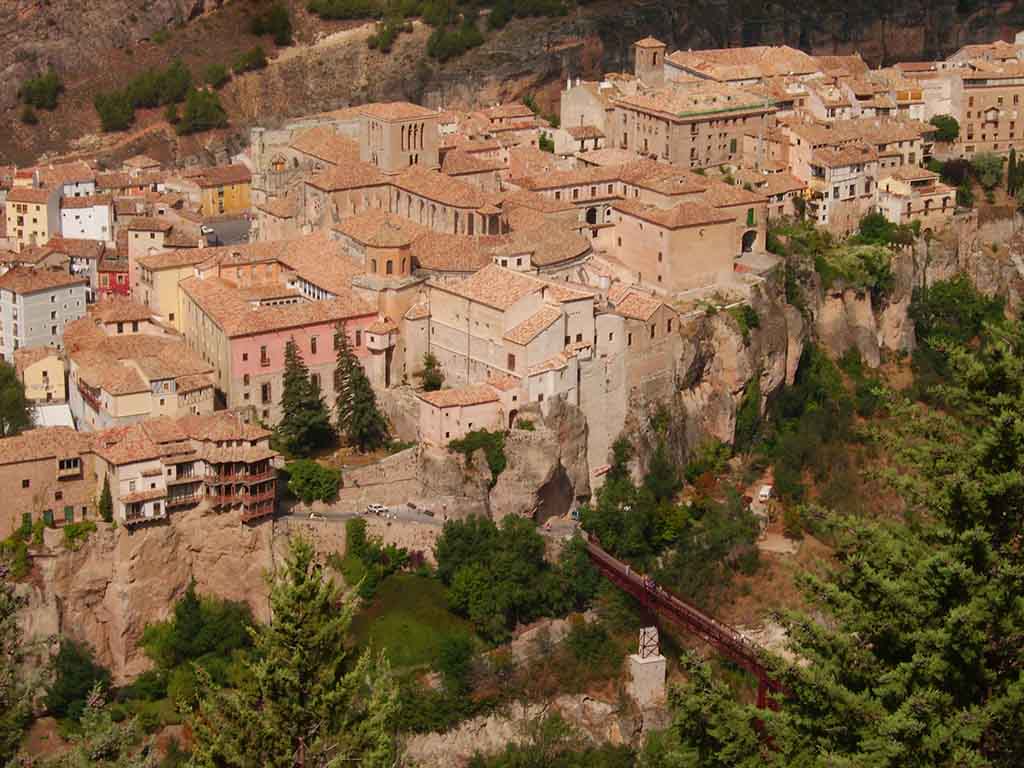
top-left (426, 17), bottom-right (484, 62)
top-left (448, 429), bottom-right (506, 486)
top-left (308, 0), bottom-right (382, 19)
top-left (93, 59), bottom-right (193, 132)
top-left (233, 46), bottom-right (268, 73)
top-left (46, 640), bottom-right (112, 722)
top-left (176, 89), bottom-right (228, 135)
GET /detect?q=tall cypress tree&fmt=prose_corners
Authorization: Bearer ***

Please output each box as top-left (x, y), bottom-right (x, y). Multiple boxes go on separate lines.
top-left (334, 323), bottom-right (389, 452)
top-left (277, 338), bottom-right (333, 457)
top-left (98, 475), bottom-right (113, 523)
top-left (1008, 148), bottom-right (1017, 196)
top-left (189, 536), bottom-right (398, 767)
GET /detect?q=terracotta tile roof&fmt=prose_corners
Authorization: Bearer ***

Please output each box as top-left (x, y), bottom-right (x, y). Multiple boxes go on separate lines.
top-left (490, 222), bottom-right (591, 267)
top-left (527, 349), bottom-right (573, 375)
top-left (359, 102), bottom-right (437, 121)
top-left (93, 425), bottom-right (163, 464)
top-left (885, 166), bottom-right (940, 183)
top-left (0, 427), bottom-right (92, 466)
top-left (180, 276), bottom-right (374, 337)
top-left (307, 161), bottom-right (386, 191)
top-left (811, 143), bottom-right (878, 168)
top-left (613, 199), bottom-right (734, 229)
top-left (411, 232), bottom-right (491, 273)
top-left (290, 126), bottom-right (361, 166)
top-left (812, 54), bottom-right (870, 77)
top-left (442, 149), bottom-right (503, 176)
top-left (0, 267), bottom-right (87, 294)
top-left (576, 148), bottom-right (644, 167)
top-left (7, 187), bottom-right (54, 204)
top-left (98, 254), bottom-right (128, 273)
top-left (504, 304), bottom-right (563, 345)
top-left (333, 209), bottom-right (423, 247)
top-left (60, 194), bottom-right (113, 210)
top-left (76, 352), bottom-right (150, 394)
top-left (666, 45), bottom-right (819, 81)
top-left (442, 264), bottom-right (541, 310)
top-left (136, 247), bottom-right (209, 270)
top-left (393, 166), bottom-right (485, 209)
top-left (126, 216), bottom-right (172, 232)
top-left (45, 237), bottom-right (105, 261)
top-left (194, 164), bottom-right (252, 188)
top-left (634, 36), bottom-right (666, 49)
top-left (114, 198), bottom-right (149, 217)
top-left (275, 233), bottom-right (364, 296)
top-left (90, 297), bottom-right (153, 324)
top-left (613, 83), bottom-right (774, 121)
top-left (566, 125), bottom-right (605, 140)
top-left (366, 317), bottom-right (398, 334)
top-left (40, 161), bottom-right (96, 187)
top-left (487, 373), bottom-right (522, 391)
top-left (14, 346), bottom-right (59, 377)
top-left (697, 180), bottom-right (768, 207)
top-left (500, 188), bottom-right (576, 214)
top-left (418, 383), bottom-right (499, 408)
top-left (612, 290), bottom-right (664, 321)
top-left (257, 194), bottom-right (298, 218)
top-left (485, 102), bottom-right (535, 120)
top-left (175, 373), bottom-right (216, 393)
top-left (405, 302), bottom-right (430, 321)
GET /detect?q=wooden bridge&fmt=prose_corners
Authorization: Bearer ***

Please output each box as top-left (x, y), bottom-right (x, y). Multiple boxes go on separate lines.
top-left (585, 536), bottom-right (784, 709)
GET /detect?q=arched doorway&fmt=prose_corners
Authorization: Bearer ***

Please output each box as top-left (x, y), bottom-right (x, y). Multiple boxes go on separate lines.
top-left (741, 230), bottom-right (757, 253)
top-left (585, 207), bottom-right (598, 225)
top-left (508, 409), bottom-right (518, 429)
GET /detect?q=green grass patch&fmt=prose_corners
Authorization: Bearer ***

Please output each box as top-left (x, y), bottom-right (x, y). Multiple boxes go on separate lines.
top-left (350, 573), bottom-right (476, 669)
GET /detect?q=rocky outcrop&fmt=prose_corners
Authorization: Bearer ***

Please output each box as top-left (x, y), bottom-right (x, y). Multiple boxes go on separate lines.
top-left (22, 506), bottom-right (274, 682)
top-left (488, 400), bottom-right (590, 522)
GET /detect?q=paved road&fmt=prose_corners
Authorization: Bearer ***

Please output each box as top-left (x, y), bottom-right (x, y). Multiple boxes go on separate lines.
top-left (204, 215), bottom-right (251, 246)
top-left (289, 502), bottom-right (444, 527)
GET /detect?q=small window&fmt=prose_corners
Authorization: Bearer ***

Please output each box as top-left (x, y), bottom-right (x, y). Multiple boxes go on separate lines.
top-left (22, 479), bottom-right (29, 488)
top-left (650, 325), bottom-right (655, 339)
top-left (310, 336), bottom-right (318, 355)
top-left (355, 330), bottom-right (362, 346)
top-left (169, 313), bottom-right (175, 322)
top-left (261, 383), bottom-right (272, 403)
top-left (242, 352), bottom-right (248, 361)
top-left (627, 333), bottom-right (633, 347)
top-left (667, 319), bottom-right (673, 333)
top-left (243, 374), bottom-right (250, 385)
top-left (507, 353), bottom-right (516, 371)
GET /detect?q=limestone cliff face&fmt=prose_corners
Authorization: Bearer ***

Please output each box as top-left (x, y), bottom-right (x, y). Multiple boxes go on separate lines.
top-left (23, 506), bottom-right (274, 683)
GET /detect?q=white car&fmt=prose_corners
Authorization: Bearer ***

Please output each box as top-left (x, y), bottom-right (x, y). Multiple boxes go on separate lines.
top-left (365, 503), bottom-right (387, 516)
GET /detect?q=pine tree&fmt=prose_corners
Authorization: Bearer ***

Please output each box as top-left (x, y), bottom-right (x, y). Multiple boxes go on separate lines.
top-left (189, 536), bottom-right (398, 768)
top-left (98, 475), bottom-right (113, 523)
top-left (277, 338), bottom-right (334, 457)
top-left (334, 324), bottom-right (389, 452)
top-left (417, 352), bottom-right (444, 391)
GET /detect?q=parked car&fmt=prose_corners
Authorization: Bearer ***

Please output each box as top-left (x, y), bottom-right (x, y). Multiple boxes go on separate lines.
top-left (365, 503), bottom-right (387, 516)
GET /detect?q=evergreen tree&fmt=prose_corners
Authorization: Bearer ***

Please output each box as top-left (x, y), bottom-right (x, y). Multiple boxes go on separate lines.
top-left (334, 324), bottom-right (388, 452)
top-left (99, 475), bottom-right (113, 523)
top-left (189, 536), bottom-right (399, 767)
top-left (277, 338), bottom-right (333, 457)
top-left (1008, 148), bottom-right (1017, 196)
top-left (0, 361), bottom-right (31, 437)
top-left (417, 352), bottom-right (444, 391)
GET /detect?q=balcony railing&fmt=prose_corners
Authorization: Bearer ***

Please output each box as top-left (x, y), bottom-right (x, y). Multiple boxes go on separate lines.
top-left (167, 473), bottom-right (200, 486)
top-left (78, 382), bottom-right (102, 412)
top-left (241, 503), bottom-right (275, 522)
top-left (166, 492), bottom-right (202, 508)
top-left (244, 489), bottom-right (276, 506)
top-left (206, 469), bottom-right (275, 485)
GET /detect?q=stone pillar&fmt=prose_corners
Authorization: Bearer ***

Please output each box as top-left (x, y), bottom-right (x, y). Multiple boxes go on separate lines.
top-left (626, 626), bottom-right (666, 707)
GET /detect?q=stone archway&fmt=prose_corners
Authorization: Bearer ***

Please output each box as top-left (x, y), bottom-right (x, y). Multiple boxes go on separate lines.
top-left (741, 229), bottom-right (757, 253)
top-left (586, 207), bottom-right (598, 225)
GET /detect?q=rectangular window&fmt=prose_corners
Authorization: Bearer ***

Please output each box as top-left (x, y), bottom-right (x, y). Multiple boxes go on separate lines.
top-left (507, 353), bottom-right (516, 371)
top-left (261, 382), bottom-right (272, 403)
top-left (310, 336), bottom-right (318, 355)
top-left (355, 330), bottom-right (362, 347)
top-left (627, 333), bottom-right (633, 347)
top-left (260, 346), bottom-right (269, 366)
top-left (21, 479), bottom-right (29, 488)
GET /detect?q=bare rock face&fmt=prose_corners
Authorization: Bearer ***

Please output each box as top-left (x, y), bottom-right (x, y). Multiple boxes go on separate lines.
top-left (488, 400), bottom-right (590, 522)
top-left (25, 507), bottom-right (273, 683)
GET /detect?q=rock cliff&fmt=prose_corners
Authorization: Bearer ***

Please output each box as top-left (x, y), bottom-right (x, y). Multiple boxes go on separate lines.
top-left (22, 506), bottom-right (274, 683)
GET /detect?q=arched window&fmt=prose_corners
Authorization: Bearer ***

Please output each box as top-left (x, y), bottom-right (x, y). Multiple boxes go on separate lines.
top-left (402, 257), bottom-right (407, 272)
top-left (371, 258), bottom-right (377, 273)
top-left (386, 260), bottom-right (394, 275)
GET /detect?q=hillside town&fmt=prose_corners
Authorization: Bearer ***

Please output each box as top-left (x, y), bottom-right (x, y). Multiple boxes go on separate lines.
top-left (2, 21), bottom-right (1024, 768)
top-left (0, 33), bottom-right (1015, 538)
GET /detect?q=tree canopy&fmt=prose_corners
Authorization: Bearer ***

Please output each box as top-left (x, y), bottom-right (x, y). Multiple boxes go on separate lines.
top-left (189, 536), bottom-right (398, 767)
top-left (277, 338), bottom-right (334, 456)
top-left (334, 324), bottom-right (389, 452)
top-left (0, 361), bottom-right (31, 438)
top-left (929, 114), bottom-right (960, 142)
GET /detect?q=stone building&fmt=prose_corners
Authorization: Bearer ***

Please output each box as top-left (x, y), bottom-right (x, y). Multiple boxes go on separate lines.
top-left (0, 267), bottom-right (88, 361)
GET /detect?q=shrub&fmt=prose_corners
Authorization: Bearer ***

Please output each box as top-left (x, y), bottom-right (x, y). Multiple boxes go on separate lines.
top-left (515, 418), bottom-right (535, 431)
top-left (46, 640), bottom-right (112, 721)
top-left (417, 352), bottom-right (444, 391)
top-left (250, 2), bottom-right (293, 45)
top-left (308, 0), bottom-right (381, 19)
top-left (234, 46), bottom-right (268, 73)
top-left (204, 63), bottom-right (230, 89)
top-left (1, 535), bottom-right (30, 578)
top-left (176, 89), bottom-right (227, 135)
top-left (152, 29), bottom-right (171, 44)
top-left (728, 304), bottom-right (760, 342)
top-left (62, 520), bottom-right (97, 551)
top-left (971, 152), bottom-right (1003, 190)
top-left (448, 429), bottom-right (506, 487)
top-left (20, 69), bottom-right (63, 110)
top-left (94, 91), bottom-right (134, 131)
top-left (285, 459), bottom-right (341, 504)
top-left (782, 505), bottom-right (804, 539)
top-left (539, 131), bottom-right (555, 153)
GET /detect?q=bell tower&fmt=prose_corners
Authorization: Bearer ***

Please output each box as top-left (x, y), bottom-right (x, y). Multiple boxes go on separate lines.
top-left (633, 37), bottom-right (667, 89)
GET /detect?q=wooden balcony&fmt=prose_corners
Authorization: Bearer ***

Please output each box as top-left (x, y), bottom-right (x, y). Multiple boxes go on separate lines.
top-left (166, 492), bottom-right (202, 508)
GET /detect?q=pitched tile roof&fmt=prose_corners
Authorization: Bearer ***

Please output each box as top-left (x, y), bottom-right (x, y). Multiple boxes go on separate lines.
top-left (45, 237), bottom-right (106, 261)
top-left (307, 161), bottom-right (386, 191)
top-left (503, 305), bottom-right (563, 345)
top-left (136, 247), bottom-right (210, 271)
top-left (634, 36), bottom-right (666, 49)
top-left (0, 267), bottom-right (88, 294)
top-left (60, 194), bottom-right (113, 210)
top-left (90, 297), bottom-right (153, 324)
top-left (194, 164), bottom-right (252, 188)
top-left (333, 209), bottom-right (423, 247)
top-left (666, 45), bottom-right (819, 81)
top-left (411, 231), bottom-right (491, 273)
top-left (418, 383), bottom-right (499, 408)
top-left (441, 264), bottom-right (541, 310)
top-left (6, 187), bottom-right (54, 204)
top-left (359, 102), bottom-right (437, 121)
top-left (612, 199), bottom-right (734, 229)
top-left (611, 290), bottom-right (665, 321)
top-left (0, 427), bottom-right (92, 466)
top-left (14, 346), bottom-right (59, 377)
top-left (39, 160), bottom-right (96, 187)
top-left (179, 276), bottom-right (374, 337)
top-left (126, 217), bottom-right (173, 232)
top-left (393, 165), bottom-right (486, 209)
top-left (290, 126), bottom-right (361, 166)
